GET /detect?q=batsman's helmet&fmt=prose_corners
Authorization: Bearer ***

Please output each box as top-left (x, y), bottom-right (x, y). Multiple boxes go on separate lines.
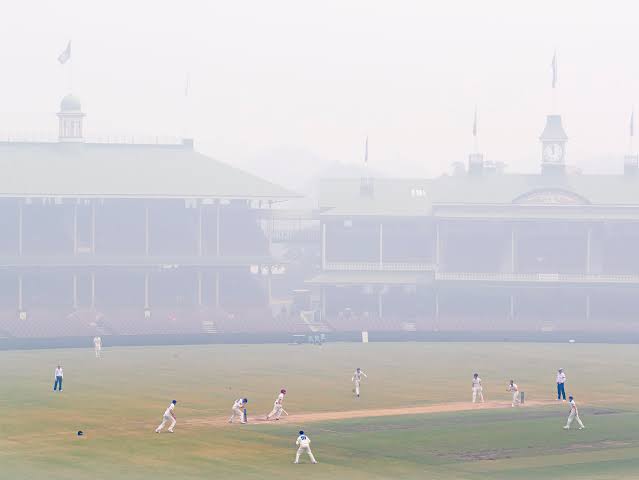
top-left (281, 388), bottom-right (287, 394)
top-left (243, 398), bottom-right (248, 403)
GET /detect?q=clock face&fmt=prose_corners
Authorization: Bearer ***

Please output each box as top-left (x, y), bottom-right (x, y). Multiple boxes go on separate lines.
top-left (543, 143), bottom-right (564, 163)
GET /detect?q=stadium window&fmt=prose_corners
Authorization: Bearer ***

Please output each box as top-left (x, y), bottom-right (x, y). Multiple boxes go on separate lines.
top-left (410, 188), bottom-right (427, 198)
top-left (343, 220), bottom-right (353, 228)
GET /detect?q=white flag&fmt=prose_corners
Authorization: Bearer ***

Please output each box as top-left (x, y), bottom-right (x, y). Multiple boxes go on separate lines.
top-left (551, 51), bottom-right (557, 89)
top-left (58, 41), bottom-right (71, 64)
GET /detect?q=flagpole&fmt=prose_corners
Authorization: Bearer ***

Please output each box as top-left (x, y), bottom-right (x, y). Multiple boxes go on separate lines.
top-left (472, 107), bottom-right (478, 154)
top-left (551, 50), bottom-right (558, 114)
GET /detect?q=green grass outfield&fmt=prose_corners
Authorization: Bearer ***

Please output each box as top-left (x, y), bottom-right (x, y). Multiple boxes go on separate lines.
top-left (2, 342), bottom-right (639, 479)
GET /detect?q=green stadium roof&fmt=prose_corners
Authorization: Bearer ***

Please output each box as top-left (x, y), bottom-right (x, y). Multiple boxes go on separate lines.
top-left (320, 173), bottom-right (639, 217)
top-left (0, 141), bottom-right (296, 200)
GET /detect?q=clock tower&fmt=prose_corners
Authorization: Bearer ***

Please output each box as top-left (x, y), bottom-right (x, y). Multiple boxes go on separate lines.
top-left (540, 114), bottom-right (568, 175)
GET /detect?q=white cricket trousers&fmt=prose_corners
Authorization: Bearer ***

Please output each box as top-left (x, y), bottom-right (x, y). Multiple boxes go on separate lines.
top-left (156, 414), bottom-right (176, 432)
top-left (354, 381), bottom-right (361, 396)
top-left (472, 387), bottom-right (484, 403)
top-left (565, 411), bottom-right (584, 429)
top-left (267, 405), bottom-right (282, 419)
top-left (229, 407), bottom-right (245, 423)
top-left (511, 391), bottom-right (520, 406)
top-left (95, 347), bottom-right (101, 358)
top-left (295, 445), bottom-right (317, 463)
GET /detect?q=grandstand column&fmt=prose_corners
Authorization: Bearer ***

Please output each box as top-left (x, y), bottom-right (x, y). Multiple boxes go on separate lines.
top-left (435, 222), bottom-right (441, 266)
top-left (197, 271), bottom-right (203, 306)
top-left (379, 223), bottom-right (383, 268)
top-left (510, 293), bottom-right (515, 319)
top-left (18, 202), bottom-right (23, 256)
top-left (18, 274), bottom-right (23, 311)
top-left (585, 294), bottom-right (591, 321)
top-left (215, 271), bottom-right (220, 308)
top-left (268, 200), bottom-right (274, 254)
top-left (73, 203), bottom-right (78, 254)
top-left (510, 224), bottom-right (516, 272)
top-left (320, 287), bottom-right (326, 320)
top-left (586, 226), bottom-right (592, 273)
top-left (378, 289), bottom-right (383, 318)
top-left (91, 202), bottom-right (96, 253)
top-left (144, 204), bottom-right (150, 256)
top-left (434, 290), bottom-right (440, 322)
top-left (216, 201), bottom-right (221, 256)
top-left (90, 272), bottom-right (95, 308)
top-left (73, 274), bottom-right (78, 308)
top-left (321, 222), bottom-right (326, 269)
top-left (198, 202), bottom-right (203, 256)
top-left (144, 273), bottom-right (149, 309)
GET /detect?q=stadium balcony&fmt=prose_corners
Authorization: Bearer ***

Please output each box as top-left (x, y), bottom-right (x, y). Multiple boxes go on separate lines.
top-left (435, 272), bottom-right (639, 285)
top-left (324, 261), bottom-right (435, 272)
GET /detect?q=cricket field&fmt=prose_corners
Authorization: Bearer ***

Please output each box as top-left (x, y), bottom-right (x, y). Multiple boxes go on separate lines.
top-left (2, 341), bottom-right (639, 479)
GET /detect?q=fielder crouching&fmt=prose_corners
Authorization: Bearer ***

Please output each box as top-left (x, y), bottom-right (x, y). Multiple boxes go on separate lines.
top-left (294, 430), bottom-right (317, 464)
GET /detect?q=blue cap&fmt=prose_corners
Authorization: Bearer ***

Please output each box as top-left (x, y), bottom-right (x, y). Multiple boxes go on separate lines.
top-left (77, 430), bottom-right (84, 436)
top-left (299, 430), bottom-right (304, 435)
top-left (243, 398), bottom-right (248, 403)
top-left (172, 400), bottom-right (177, 404)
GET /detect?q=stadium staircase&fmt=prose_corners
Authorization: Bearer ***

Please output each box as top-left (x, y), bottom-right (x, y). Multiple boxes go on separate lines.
top-left (299, 310), bottom-right (332, 333)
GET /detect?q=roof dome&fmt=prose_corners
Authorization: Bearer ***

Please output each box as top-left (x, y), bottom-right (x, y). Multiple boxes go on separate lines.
top-left (60, 94), bottom-right (82, 112)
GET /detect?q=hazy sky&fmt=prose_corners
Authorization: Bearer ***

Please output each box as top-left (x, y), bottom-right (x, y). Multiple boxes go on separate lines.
top-left (2, 1), bottom-right (639, 181)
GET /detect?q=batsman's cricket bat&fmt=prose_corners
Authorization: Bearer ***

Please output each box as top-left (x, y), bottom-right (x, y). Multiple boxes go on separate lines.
top-left (244, 408), bottom-right (247, 423)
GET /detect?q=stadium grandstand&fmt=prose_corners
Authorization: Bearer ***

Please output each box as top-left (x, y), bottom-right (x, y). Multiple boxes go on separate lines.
top-left (310, 113), bottom-right (639, 335)
top-left (3, 97), bottom-right (639, 343)
top-left (0, 94), bottom-right (312, 341)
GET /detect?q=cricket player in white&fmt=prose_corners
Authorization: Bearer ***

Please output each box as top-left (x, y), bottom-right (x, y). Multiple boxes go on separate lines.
top-left (351, 368), bottom-right (368, 398)
top-left (93, 336), bottom-right (102, 358)
top-left (563, 395), bottom-right (585, 430)
top-left (507, 380), bottom-right (520, 407)
top-left (294, 430), bottom-right (317, 464)
top-left (155, 400), bottom-right (177, 433)
top-left (472, 373), bottom-right (484, 403)
top-left (229, 398), bottom-right (248, 424)
top-left (266, 388), bottom-right (287, 420)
